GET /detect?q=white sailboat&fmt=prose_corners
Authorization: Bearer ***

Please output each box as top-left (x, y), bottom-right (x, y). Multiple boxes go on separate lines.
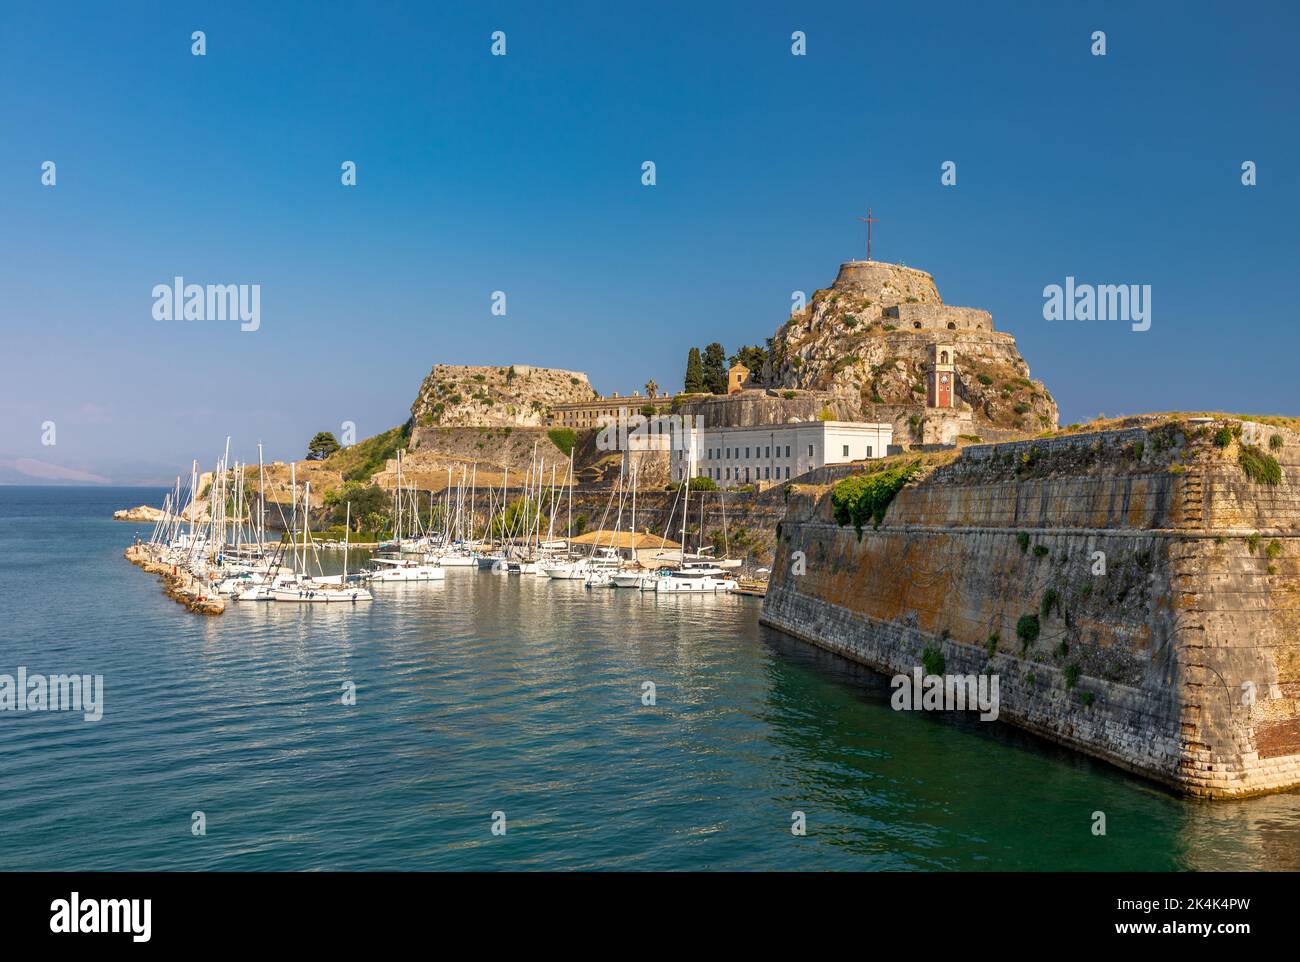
top-left (273, 486), bottom-right (374, 602)
top-left (644, 448), bottom-right (735, 593)
top-left (365, 556), bottom-right (445, 582)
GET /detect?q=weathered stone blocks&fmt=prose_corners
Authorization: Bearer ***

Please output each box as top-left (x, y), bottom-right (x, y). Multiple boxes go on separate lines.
top-left (761, 420), bottom-right (1300, 797)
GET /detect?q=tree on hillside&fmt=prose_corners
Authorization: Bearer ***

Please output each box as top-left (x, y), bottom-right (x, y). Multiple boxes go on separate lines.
top-left (307, 431), bottom-right (341, 461)
top-left (645, 378), bottom-right (658, 400)
top-left (729, 344), bottom-right (769, 383)
top-left (702, 343), bottom-right (728, 394)
top-left (683, 347), bottom-right (704, 393)
top-left (323, 481), bottom-right (391, 531)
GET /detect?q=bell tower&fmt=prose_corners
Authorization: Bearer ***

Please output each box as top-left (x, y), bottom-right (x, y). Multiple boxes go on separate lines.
top-left (927, 343), bottom-right (955, 409)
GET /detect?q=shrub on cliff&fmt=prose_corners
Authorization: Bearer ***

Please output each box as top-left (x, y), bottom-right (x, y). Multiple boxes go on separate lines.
top-left (1016, 614), bottom-right (1040, 651)
top-left (1239, 444), bottom-right (1282, 485)
top-left (665, 476), bottom-right (718, 493)
top-left (830, 461), bottom-right (921, 536)
top-left (921, 647), bottom-right (945, 676)
top-left (547, 428), bottom-right (577, 457)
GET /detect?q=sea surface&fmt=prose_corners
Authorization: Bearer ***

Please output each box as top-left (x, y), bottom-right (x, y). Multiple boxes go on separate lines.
top-left (2, 485), bottom-right (1299, 871)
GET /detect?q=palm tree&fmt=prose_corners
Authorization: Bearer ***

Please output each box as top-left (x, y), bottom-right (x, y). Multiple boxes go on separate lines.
top-left (645, 378), bottom-right (658, 400)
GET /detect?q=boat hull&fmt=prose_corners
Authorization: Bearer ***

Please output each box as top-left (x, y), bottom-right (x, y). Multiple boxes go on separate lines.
top-left (272, 588), bottom-right (373, 602)
top-left (368, 568), bottom-right (445, 582)
top-left (654, 578), bottom-right (737, 593)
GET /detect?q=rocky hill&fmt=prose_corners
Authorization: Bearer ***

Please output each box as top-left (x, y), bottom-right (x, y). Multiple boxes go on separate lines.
top-left (409, 364), bottom-right (595, 440)
top-left (766, 261), bottom-right (1058, 441)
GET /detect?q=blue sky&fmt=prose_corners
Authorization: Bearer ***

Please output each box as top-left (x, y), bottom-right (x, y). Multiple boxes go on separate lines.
top-left (2, 1), bottom-right (1297, 482)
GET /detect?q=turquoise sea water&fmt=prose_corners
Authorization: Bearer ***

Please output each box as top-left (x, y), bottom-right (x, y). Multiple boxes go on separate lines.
top-left (2, 485), bottom-right (1299, 871)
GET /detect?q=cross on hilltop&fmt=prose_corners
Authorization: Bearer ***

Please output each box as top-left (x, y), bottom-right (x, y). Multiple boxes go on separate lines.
top-left (857, 207), bottom-right (880, 261)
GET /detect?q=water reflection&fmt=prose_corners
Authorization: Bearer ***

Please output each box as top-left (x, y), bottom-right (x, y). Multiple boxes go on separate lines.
top-left (5, 487), bottom-right (1300, 870)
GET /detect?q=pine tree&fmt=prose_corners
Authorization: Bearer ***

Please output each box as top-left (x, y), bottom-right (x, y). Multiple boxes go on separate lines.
top-left (307, 431), bottom-right (341, 461)
top-left (683, 347), bottom-right (705, 393)
top-left (702, 343), bottom-right (728, 394)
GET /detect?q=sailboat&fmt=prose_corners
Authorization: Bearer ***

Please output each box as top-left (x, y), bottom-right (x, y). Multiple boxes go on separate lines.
top-left (272, 486), bottom-right (374, 602)
top-left (643, 449), bottom-right (736, 593)
top-left (430, 466), bottom-right (478, 566)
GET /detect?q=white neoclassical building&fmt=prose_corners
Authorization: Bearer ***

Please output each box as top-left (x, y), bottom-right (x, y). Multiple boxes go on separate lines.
top-left (670, 420), bottom-right (893, 487)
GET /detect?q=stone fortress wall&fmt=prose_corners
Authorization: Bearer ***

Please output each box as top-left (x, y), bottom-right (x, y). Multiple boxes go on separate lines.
top-left (762, 419), bottom-right (1300, 798)
top-left (885, 303), bottom-right (994, 332)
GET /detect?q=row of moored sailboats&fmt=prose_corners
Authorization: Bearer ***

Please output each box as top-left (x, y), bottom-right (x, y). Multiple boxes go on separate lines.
top-left (131, 439), bottom-right (745, 606)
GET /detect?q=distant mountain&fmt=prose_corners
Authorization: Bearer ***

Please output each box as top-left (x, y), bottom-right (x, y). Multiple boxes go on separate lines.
top-left (0, 456), bottom-right (112, 485)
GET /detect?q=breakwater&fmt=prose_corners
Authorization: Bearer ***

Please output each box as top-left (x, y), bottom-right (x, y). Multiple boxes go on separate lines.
top-left (124, 544), bottom-right (225, 614)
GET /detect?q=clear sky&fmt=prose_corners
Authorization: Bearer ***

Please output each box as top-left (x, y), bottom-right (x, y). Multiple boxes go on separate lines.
top-left (2, 1), bottom-right (1297, 483)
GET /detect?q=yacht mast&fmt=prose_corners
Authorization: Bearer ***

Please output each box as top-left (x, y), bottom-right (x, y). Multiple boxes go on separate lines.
top-left (257, 442), bottom-right (266, 550)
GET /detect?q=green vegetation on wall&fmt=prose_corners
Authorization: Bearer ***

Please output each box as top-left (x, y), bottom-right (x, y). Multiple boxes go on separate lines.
top-left (830, 461), bottom-right (921, 536)
top-left (547, 428), bottom-right (577, 457)
top-left (1239, 444), bottom-right (1282, 485)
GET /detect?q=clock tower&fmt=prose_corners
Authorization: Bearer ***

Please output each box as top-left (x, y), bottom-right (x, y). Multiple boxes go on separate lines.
top-left (927, 343), bottom-right (955, 409)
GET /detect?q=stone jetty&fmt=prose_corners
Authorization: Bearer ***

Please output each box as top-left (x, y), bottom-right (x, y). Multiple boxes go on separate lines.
top-left (124, 545), bottom-right (225, 615)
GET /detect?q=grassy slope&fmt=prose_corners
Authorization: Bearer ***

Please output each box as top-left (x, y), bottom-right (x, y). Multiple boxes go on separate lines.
top-left (319, 421), bottom-right (411, 482)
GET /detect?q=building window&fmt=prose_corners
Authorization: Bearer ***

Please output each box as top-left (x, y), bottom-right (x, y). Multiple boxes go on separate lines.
top-left (764, 467), bottom-right (770, 479)
top-left (785, 466), bottom-right (790, 479)
top-left (745, 467), bottom-right (750, 481)
top-left (843, 445), bottom-right (849, 457)
top-left (807, 444), bottom-right (813, 458)
top-left (785, 445), bottom-right (791, 457)
top-left (866, 446), bottom-right (873, 458)
top-left (745, 447), bottom-right (750, 458)
top-left (765, 446), bottom-right (770, 458)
